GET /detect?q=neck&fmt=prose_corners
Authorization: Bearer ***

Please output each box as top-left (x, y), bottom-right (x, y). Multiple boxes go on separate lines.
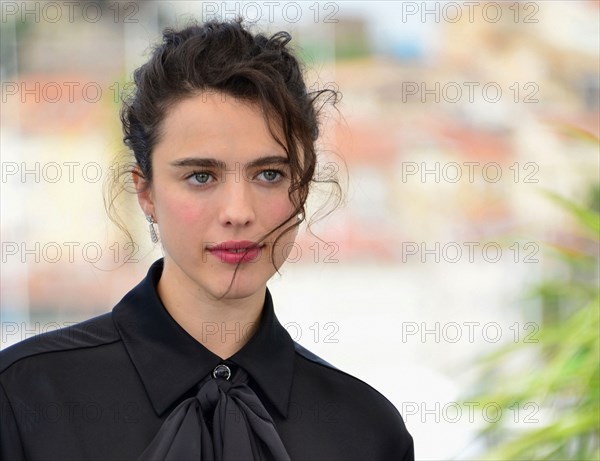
top-left (156, 261), bottom-right (265, 360)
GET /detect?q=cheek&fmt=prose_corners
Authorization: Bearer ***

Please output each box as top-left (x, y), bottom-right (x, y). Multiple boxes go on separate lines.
top-left (158, 190), bottom-right (206, 227)
top-left (267, 192), bottom-right (296, 220)
top-left (178, 203), bottom-right (201, 225)
top-left (267, 195), bottom-right (299, 243)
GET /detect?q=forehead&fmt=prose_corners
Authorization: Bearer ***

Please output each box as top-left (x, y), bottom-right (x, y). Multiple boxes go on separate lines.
top-left (155, 92), bottom-right (285, 160)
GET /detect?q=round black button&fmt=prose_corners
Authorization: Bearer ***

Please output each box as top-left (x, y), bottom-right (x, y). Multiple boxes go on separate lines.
top-left (212, 364), bottom-right (231, 380)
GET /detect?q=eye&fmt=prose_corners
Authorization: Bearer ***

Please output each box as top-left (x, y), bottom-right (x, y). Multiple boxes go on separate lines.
top-left (186, 171), bottom-right (215, 186)
top-left (256, 169), bottom-right (284, 183)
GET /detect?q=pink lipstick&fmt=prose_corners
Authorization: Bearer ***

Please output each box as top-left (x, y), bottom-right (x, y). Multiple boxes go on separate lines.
top-left (207, 240), bottom-right (263, 264)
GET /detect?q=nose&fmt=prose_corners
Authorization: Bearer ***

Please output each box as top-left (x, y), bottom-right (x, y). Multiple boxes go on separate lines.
top-left (218, 175), bottom-right (256, 227)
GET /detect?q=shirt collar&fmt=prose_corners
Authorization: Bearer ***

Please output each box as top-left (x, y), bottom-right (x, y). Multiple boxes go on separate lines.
top-left (112, 258), bottom-right (295, 418)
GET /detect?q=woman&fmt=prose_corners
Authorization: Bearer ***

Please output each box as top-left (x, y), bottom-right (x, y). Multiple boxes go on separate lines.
top-left (0, 19), bottom-right (414, 460)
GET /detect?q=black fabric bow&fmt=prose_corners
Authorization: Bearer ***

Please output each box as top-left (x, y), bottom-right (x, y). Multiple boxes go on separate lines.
top-left (138, 366), bottom-right (291, 461)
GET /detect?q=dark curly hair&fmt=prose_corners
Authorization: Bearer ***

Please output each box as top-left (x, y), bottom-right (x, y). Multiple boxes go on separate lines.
top-left (105, 18), bottom-right (342, 292)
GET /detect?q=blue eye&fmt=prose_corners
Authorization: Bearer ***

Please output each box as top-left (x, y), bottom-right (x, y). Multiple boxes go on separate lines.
top-left (187, 171), bottom-right (214, 186)
top-left (257, 169), bottom-right (283, 183)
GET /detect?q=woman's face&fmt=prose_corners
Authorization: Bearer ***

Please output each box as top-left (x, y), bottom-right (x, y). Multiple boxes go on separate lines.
top-left (135, 92), bottom-right (298, 300)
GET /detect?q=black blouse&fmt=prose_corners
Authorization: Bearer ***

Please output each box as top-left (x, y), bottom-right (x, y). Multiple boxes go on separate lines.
top-left (1, 258), bottom-right (414, 460)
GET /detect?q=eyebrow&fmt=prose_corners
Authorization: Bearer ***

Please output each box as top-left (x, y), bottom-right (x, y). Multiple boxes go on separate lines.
top-left (170, 155), bottom-right (289, 169)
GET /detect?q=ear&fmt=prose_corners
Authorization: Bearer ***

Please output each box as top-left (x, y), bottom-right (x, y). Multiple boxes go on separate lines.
top-left (132, 167), bottom-right (155, 218)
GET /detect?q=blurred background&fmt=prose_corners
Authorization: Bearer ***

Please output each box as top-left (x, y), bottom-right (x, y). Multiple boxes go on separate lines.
top-left (1, 1), bottom-right (599, 459)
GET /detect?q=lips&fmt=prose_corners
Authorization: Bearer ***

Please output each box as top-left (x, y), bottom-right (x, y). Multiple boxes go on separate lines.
top-left (207, 240), bottom-right (264, 264)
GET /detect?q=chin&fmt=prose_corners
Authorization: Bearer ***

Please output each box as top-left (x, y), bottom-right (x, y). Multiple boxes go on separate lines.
top-left (207, 269), bottom-right (270, 300)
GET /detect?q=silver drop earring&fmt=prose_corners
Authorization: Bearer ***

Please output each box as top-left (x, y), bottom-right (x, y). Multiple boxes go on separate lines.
top-left (146, 215), bottom-right (159, 243)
